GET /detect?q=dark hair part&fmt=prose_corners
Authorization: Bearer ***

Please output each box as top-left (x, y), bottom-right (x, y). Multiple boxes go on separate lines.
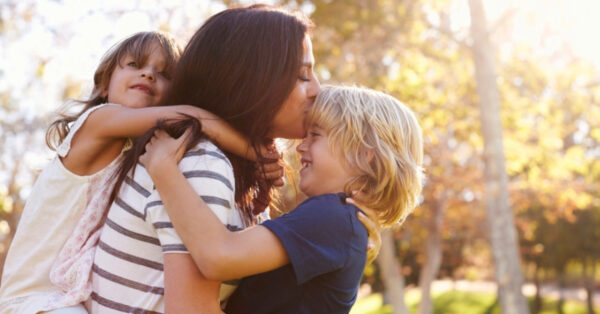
top-left (45, 31), bottom-right (182, 150)
top-left (111, 4), bottom-right (312, 224)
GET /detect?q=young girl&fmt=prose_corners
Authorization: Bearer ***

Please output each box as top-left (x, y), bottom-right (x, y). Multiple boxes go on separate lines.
top-left (140, 85), bottom-right (424, 313)
top-left (0, 31), bottom-right (274, 314)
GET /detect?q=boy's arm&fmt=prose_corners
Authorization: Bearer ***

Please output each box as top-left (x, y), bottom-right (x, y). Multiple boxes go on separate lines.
top-left (140, 130), bottom-right (290, 281)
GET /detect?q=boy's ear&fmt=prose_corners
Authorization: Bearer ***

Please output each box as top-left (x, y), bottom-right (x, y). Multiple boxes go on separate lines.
top-left (365, 149), bottom-right (375, 164)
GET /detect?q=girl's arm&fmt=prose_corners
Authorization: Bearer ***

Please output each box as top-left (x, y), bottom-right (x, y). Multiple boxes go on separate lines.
top-left (140, 130), bottom-right (289, 281)
top-left (86, 104), bottom-right (260, 161)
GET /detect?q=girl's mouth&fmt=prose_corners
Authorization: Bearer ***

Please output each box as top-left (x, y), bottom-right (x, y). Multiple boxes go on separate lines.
top-left (131, 84), bottom-right (154, 95)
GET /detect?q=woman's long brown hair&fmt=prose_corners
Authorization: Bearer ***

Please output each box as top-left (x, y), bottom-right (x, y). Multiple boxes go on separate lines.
top-left (109, 4), bottom-right (312, 224)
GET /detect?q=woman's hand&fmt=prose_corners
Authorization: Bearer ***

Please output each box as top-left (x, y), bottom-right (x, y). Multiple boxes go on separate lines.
top-left (347, 194), bottom-right (382, 266)
top-left (140, 129), bottom-right (191, 178)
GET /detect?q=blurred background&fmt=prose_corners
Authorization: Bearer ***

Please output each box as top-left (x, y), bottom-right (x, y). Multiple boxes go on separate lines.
top-left (0, 0), bottom-right (599, 313)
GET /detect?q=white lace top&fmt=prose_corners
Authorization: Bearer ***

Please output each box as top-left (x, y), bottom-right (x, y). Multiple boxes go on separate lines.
top-left (0, 103), bottom-right (131, 313)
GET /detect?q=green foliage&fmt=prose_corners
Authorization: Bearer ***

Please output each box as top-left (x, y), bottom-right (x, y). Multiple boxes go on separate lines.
top-left (351, 291), bottom-right (600, 314)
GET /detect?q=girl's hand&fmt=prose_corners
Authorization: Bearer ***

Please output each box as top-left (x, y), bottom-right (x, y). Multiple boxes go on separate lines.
top-left (347, 194), bottom-right (382, 266)
top-left (140, 129), bottom-right (191, 177)
top-left (256, 145), bottom-right (284, 187)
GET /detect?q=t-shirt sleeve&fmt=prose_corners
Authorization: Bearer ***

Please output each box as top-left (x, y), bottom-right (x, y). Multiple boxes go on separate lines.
top-left (262, 195), bottom-right (362, 284)
top-left (144, 145), bottom-right (237, 254)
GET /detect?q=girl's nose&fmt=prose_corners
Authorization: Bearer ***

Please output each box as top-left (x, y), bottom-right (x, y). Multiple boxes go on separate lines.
top-left (140, 68), bottom-right (155, 81)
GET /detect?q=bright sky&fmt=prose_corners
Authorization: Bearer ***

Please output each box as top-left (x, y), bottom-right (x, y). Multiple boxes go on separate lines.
top-left (460, 0), bottom-right (600, 64)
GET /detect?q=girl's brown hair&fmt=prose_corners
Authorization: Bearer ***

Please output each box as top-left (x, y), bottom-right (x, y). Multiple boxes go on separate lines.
top-left (45, 31), bottom-right (182, 150)
top-left (111, 4), bottom-right (313, 224)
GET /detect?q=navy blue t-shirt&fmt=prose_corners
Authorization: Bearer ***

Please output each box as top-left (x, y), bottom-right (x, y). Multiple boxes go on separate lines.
top-left (225, 193), bottom-right (368, 314)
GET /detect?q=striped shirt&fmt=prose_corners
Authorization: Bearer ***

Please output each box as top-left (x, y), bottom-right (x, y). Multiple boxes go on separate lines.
top-left (91, 140), bottom-right (245, 313)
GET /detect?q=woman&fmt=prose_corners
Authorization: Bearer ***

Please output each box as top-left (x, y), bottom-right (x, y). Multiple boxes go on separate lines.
top-left (90, 4), bottom-right (322, 313)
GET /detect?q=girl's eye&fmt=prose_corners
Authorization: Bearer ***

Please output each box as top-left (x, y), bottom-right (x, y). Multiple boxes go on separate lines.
top-left (127, 61), bottom-right (138, 68)
top-left (310, 132), bottom-right (320, 137)
top-left (298, 76), bottom-right (310, 82)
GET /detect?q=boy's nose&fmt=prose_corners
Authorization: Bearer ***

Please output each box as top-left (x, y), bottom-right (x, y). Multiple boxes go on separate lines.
top-left (296, 140), bottom-right (307, 153)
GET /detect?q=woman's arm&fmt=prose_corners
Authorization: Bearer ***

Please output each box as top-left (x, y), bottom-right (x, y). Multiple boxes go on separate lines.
top-left (164, 254), bottom-right (223, 313)
top-left (140, 130), bottom-right (289, 281)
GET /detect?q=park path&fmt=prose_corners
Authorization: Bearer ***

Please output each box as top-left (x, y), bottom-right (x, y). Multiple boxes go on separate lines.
top-left (420, 280), bottom-right (600, 304)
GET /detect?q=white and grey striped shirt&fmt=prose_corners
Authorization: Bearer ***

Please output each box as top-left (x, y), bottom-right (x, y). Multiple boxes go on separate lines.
top-left (91, 140), bottom-right (245, 313)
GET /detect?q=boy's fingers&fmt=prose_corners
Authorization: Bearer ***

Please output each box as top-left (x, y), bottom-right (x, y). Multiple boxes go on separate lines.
top-left (154, 129), bottom-right (169, 139)
top-left (179, 128), bottom-right (193, 142)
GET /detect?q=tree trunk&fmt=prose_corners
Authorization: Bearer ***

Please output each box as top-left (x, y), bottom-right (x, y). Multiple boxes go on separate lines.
top-left (583, 258), bottom-right (596, 314)
top-left (378, 229), bottom-right (409, 314)
top-left (533, 263), bottom-right (541, 314)
top-left (418, 199), bottom-right (446, 314)
top-left (557, 270), bottom-right (566, 314)
top-left (468, 1), bottom-right (530, 313)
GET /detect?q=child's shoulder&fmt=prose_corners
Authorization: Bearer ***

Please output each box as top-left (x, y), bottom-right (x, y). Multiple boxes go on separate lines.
top-left (299, 193), bottom-right (357, 218)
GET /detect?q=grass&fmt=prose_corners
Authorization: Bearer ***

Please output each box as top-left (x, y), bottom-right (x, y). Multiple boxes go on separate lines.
top-left (350, 290), bottom-right (599, 314)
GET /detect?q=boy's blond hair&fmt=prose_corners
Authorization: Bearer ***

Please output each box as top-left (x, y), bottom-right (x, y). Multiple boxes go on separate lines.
top-left (307, 85), bottom-right (424, 227)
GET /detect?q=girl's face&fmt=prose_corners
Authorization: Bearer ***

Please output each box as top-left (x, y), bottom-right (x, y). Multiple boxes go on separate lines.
top-left (104, 41), bottom-right (170, 108)
top-left (269, 35), bottom-right (321, 139)
top-left (296, 125), bottom-right (356, 197)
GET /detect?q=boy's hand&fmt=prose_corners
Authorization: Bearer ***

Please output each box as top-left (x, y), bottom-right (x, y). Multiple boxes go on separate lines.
top-left (347, 192), bottom-right (382, 265)
top-left (140, 129), bottom-right (191, 177)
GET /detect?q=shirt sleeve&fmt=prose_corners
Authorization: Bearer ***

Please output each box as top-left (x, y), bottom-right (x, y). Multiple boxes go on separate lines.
top-left (261, 195), bottom-right (362, 284)
top-left (144, 144), bottom-right (237, 254)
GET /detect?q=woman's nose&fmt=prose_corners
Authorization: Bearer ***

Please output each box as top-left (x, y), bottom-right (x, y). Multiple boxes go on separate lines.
top-left (309, 73), bottom-right (321, 98)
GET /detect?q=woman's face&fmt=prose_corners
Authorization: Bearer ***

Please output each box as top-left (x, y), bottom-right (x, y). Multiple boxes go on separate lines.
top-left (269, 35), bottom-right (321, 139)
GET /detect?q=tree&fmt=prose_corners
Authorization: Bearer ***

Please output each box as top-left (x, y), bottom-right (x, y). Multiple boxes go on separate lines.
top-left (468, 0), bottom-right (530, 313)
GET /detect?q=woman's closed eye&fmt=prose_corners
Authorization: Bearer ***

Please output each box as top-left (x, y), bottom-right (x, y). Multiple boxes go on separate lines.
top-left (298, 68), bottom-right (311, 82)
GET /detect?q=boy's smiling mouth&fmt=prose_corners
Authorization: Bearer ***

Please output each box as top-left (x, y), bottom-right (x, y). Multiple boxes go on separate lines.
top-left (300, 158), bottom-right (311, 171)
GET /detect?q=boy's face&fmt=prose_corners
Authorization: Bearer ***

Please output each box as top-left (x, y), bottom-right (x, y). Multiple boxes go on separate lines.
top-left (296, 125), bottom-right (355, 197)
top-left (104, 41), bottom-right (170, 108)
